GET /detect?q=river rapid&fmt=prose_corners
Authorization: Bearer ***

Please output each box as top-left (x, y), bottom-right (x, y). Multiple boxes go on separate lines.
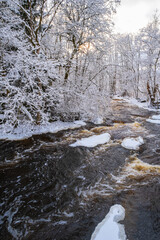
top-left (0, 99), bottom-right (160, 240)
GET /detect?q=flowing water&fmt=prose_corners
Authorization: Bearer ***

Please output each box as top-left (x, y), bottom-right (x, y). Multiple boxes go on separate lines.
top-left (0, 100), bottom-right (160, 240)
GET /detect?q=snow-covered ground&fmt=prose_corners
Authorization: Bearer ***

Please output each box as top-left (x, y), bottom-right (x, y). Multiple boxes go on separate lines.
top-left (0, 121), bottom-right (86, 141)
top-left (124, 98), bottom-right (150, 109)
top-left (113, 96), bottom-right (160, 112)
top-left (146, 114), bottom-right (160, 124)
top-left (70, 133), bottom-right (111, 148)
top-left (1, 97), bottom-right (159, 141)
top-left (113, 97), bottom-right (160, 124)
top-left (90, 204), bottom-right (127, 240)
top-left (121, 136), bottom-right (144, 150)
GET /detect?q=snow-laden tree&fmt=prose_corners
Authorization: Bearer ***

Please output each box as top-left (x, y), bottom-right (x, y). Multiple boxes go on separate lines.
top-left (52, 0), bottom-right (118, 81)
top-left (11, 0), bottom-right (64, 51)
top-left (42, 0), bottom-right (120, 121)
top-left (139, 13), bottom-right (160, 105)
top-left (0, 0), bottom-right (121, 132)
top-left (112, 34), bottom-right (142, 98)
top-left (110, 12), bottom-right (160, 107)
top-left (0, 0), bottom-right (61, 131)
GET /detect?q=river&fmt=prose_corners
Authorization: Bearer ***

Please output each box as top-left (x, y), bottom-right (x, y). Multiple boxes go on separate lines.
top-left (0, 99), bottom-right (160, 240)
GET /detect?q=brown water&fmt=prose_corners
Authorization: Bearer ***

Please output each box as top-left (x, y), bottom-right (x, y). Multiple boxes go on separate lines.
top-left (0, 100), bottom-right (160, 240)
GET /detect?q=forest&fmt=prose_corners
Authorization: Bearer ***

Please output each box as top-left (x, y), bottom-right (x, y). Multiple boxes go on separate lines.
top-left (1, 1), bottom-right (160, 240)
top-left (1, 0), bottom-right (160, 133)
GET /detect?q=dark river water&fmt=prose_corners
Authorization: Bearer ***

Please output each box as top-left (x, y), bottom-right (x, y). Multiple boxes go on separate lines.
top-left (0, 100), bottom-right (160, 240)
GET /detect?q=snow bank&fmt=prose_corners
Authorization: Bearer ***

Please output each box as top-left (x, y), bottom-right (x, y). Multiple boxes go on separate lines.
top-left (0, 120), bottom-right (86, 141)
top-left (121, 136), bottom-right (144, 150)
top-left (70, 133), bottom-right (111, 148)
top-left (146, 114), bottom-right (160, 124)
top-left (114, 97), bottom-right (160, 112)
top-left (90, 204), bottom-right (127, 240)
top-left (125, 98), bottom-right (149, 109)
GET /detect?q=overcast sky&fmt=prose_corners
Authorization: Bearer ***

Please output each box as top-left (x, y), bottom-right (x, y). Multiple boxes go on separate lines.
top-left (114, 0), bottom-right (160, 34)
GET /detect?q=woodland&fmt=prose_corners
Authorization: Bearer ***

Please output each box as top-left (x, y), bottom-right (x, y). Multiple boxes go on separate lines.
top-left (1, 0), bottom-right (160, 130)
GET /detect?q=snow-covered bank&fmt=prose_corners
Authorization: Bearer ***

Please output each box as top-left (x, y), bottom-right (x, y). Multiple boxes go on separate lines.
top-left (70, 133), bottom-right (111, 148)
top-left (0, 121), bottom-right (86, 141)
top-left (146, 114), bottom-right (160, 124)
top-left (90, 204), bottom-right (127, 240)
top-left (124, 98), bottom-right (150, 109)
top-left (113, 96), bottom-right (160, 112)
top-left (121, 136), bottom-right (144, 150)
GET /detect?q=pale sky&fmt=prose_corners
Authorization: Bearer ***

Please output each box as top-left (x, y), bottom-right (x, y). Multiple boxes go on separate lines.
top-left (114, 0), bottom-right (160, 34)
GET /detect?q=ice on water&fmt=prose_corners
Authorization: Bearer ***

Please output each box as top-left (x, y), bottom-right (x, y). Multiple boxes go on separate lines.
top-left (70, 133), bottom-right (111, 148)
top-left (91, 204), bottom-right (127, 240)
top-left (146, 114), bottom-right (160, 124)
top-left (121, 136), bottom-right (144, 150)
